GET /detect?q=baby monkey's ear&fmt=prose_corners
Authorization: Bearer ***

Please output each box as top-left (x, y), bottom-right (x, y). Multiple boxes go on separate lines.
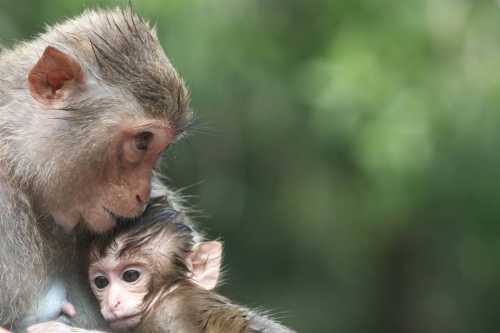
top-left (187, 241), bottom-right (222, 290)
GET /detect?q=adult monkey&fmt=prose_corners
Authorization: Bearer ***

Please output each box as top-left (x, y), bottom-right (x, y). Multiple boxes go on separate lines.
top-left (0, 7), bottom-right (193, 332)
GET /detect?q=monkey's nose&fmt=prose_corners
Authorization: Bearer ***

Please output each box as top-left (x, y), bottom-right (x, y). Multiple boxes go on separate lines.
top-left (136, 194), bottom-right (143, 204)
top-left (112, 299), bottom-right (121, 309)
top-left (135, 185), bottom-right (151, 207)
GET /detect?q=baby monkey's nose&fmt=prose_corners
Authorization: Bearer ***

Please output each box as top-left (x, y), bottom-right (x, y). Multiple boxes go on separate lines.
top-left (113, 299), bottom-right (121, 308)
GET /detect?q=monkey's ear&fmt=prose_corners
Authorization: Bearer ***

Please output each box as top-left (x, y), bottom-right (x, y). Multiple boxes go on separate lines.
top-left (28, 46), bottom-right (84, 104)
top-left (187, 241), bottom-right (222, 290)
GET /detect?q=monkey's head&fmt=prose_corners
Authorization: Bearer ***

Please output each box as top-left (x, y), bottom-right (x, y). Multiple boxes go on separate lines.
top-left (88, 204), bottom-right (222, 330)
top-left (18, 9), bottom-right (193, 232)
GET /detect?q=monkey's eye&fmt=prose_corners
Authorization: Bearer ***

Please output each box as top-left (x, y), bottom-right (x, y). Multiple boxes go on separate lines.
top-left (135, 131), bottom-right (153, 151)
top-left (94, 276), bottom-right (109, 289)
top-left (122, 269), bottom-right (141, 283)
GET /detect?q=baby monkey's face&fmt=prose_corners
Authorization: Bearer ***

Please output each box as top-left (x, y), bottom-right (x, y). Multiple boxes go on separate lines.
top-left (89, 240), bottom-right (151, 330)
top-left (88, 226), bottom-right (222, 331)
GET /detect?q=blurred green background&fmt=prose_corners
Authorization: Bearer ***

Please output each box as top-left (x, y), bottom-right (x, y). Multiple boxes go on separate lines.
top-left (3, 0), bottom-right (500, 332)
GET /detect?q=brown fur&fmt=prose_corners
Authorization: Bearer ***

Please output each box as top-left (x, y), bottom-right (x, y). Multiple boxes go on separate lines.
top-left (140, 283), bottom-right (250, 333)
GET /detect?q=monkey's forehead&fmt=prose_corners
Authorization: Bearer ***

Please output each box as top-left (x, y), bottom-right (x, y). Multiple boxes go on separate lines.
top-left (89, 249), bottom-right (149, 272)
top-left (88, 253), bottom-right (121, 272)
top-left (90, 232), bottom-right (178, 261)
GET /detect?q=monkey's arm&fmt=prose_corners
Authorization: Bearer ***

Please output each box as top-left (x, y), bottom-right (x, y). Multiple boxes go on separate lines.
top-left (190, 289), bottom-right (296, 333)
top-left (0, 180), bottom-right (47, 329)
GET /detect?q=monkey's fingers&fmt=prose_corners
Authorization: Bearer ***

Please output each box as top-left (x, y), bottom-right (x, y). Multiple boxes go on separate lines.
top-left (27, 321), bottom-right (71, 333)
top-left (61, 301), bottom-right (77, 317)
top-left (27, 322), bottom-right (105, 333)
top-left (27, 321), bottom-right (95, 333)
top-left (0, 327), bottom-right (13, 333)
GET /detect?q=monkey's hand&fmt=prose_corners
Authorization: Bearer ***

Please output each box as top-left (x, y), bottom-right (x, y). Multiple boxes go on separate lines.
top-left (0, 327), bottom-right (13, 333)
top-left (27, 322), bottom-right (75, 333)
top-left (26, 321), bottom-right (106, 333)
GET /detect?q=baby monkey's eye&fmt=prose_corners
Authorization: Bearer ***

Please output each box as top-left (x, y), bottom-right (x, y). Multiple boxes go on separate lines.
top-left (122, 269), bottom-right (141, 283)
top-left (94, 276), bottom-right (109, 289)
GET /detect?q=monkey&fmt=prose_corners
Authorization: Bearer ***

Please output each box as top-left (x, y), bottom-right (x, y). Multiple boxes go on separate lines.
top-left (0, 7), bottom-right (194, 332)
top-left (27, 202), bottom-right (296, 333)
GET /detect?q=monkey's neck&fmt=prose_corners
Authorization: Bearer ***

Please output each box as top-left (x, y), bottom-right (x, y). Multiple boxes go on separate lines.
top-left (140, 282), bottom-right (250, 333)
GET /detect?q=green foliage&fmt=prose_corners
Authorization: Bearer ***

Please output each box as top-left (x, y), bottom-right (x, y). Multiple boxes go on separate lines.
top-left (3, 0), bottom-right (500, 331)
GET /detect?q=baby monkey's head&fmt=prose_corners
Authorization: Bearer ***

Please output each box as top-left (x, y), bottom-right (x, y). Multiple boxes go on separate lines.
top-left (88, 202), bottom-right (222, 330)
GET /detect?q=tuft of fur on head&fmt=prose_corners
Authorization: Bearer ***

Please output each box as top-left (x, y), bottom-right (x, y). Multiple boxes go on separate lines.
top-left (84, 7), bottom-right (191, 129)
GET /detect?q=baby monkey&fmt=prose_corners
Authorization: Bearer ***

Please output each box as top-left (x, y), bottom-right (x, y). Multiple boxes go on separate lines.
top-left (89, 205), bottom-right (294, 333)
top-left (90, 207), bottom-right (237, 333)
top-left (29, 202), bottom-right (295, 333)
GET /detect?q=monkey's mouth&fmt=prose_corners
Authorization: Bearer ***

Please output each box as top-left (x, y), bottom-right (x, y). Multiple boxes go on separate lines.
top-left (103, 204), bottom-right (146, 221)
top-left (109, 313), bottom-right (142, 329)
top-left (103, 206), bottom-right (127, 220)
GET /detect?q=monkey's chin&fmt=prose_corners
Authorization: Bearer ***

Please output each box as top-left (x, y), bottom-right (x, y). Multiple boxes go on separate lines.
top-left (84, 209), bottom-right (118, 234)
top-left (109, 314), bottom-right (142, 330)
